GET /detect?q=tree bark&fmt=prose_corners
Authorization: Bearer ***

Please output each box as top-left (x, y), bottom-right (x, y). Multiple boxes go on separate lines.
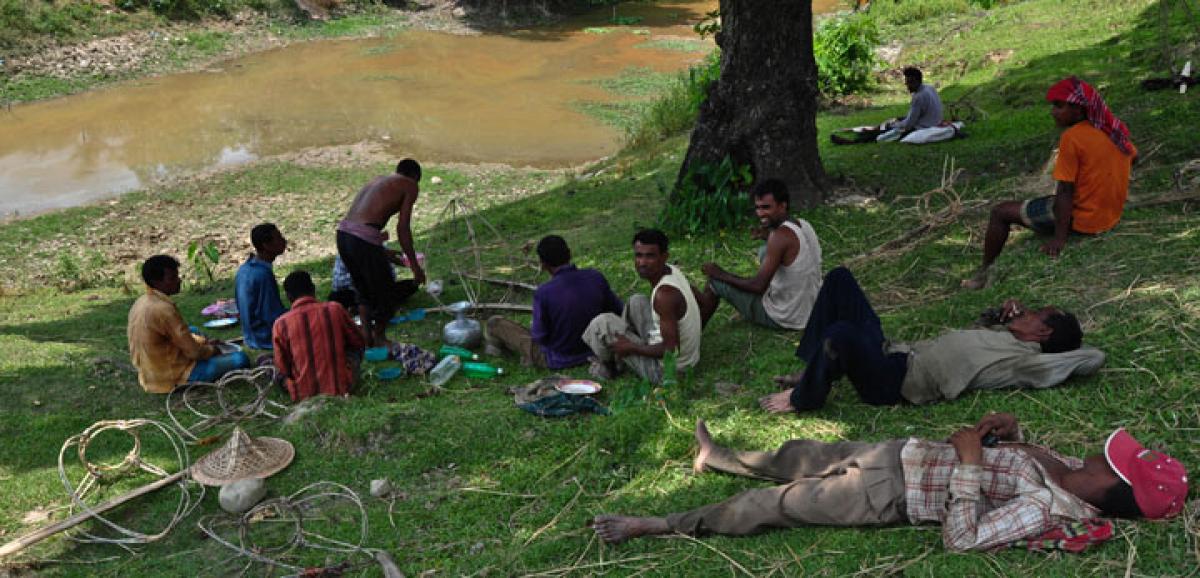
top-left (676, 0), bottom-right (826, 206)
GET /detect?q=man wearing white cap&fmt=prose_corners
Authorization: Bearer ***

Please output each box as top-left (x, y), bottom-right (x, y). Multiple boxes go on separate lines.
top-left (592, 413), bottom-right (1188, 552)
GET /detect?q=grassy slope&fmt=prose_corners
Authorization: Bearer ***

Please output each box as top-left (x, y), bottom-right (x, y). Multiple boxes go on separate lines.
top-left (2, 0), bottom-right (1199, 575)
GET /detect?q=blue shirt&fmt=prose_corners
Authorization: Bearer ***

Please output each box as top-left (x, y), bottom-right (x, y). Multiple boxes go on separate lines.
top-left (530, 265), bottom-right (622, 369)
top-left (235, 256), bottom-right (286, 350)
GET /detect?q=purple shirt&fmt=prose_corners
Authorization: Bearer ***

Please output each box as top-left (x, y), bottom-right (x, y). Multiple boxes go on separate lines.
top-left (531, 265), bottom-right (622, 369)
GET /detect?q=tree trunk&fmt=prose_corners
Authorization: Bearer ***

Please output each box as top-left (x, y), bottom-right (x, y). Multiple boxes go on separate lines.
top-left (676, 0), bottom-right (826, 206)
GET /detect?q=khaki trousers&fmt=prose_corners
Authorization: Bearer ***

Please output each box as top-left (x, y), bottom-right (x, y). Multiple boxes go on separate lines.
top-left (484, 316), bottom-right (546, 368)
top-left (581, 294), bottom-right (663, 384)
top-left (666, 439), bottom-right (908, 536)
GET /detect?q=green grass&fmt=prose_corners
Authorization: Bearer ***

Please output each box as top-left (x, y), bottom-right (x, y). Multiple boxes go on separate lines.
top-left (2, 0), bottom-right (1200, 575)
top-left (573, 66), bottom-right (680, 131)
top-left (635, 36), bottom-right (709, 52)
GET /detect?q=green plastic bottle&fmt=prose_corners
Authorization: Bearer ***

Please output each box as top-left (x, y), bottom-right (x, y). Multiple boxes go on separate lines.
top-left (439, 345), bottom-right (480, 361)
top-left (462, 361), bottom-right (504, 379)
top-left (661, 349), bottom-right (678, 388)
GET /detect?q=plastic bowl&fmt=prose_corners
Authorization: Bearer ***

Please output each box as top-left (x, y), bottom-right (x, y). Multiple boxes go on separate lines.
top-left (364, 347), bottom-right (390, 362)
top-left (377, 367), bottom-right (404, 380)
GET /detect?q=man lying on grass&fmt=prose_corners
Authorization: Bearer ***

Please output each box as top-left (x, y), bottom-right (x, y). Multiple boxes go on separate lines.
top-left (128, 255), bottom-right (249, 393)
top-left (760, 267), bottom-right (1100, 413)
top-left (963, 76), bottom-right (1137, 289)
top-left (592, 415), bottom-right (1188, 552)
top-left (697, 179), bottom-right (822, 332)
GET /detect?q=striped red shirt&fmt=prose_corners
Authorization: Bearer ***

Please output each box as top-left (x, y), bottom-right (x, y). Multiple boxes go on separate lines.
top-left (272, 296), bottom-right (365, 401)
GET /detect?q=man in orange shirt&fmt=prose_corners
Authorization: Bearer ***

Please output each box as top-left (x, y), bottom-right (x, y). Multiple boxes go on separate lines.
top-left (273, 271), bottom-right (366, 401)
top-left (963, 77), bottom-right (1136, 289)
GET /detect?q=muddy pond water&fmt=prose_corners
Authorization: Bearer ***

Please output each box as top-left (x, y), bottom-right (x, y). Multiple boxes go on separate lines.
top-left (0, 0), bottom-right (840, 216)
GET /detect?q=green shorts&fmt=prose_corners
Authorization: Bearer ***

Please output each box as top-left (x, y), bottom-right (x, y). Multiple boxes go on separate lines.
top-left (709, 279), bottom-right (783, 330)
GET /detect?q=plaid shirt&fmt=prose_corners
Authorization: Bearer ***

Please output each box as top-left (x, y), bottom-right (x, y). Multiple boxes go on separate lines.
top-left (901, 438), bottom-right (1100, 551)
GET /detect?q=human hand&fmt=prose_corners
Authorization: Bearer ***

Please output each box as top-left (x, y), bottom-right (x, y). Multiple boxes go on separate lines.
top-left (411, 265), bottom-right (426, 286)
top-left (1040, 237), bottom-right (1066, 258)
top-left (974, 412), bottom-right (1020, 442)
top-left (949, 427), bottom-right (984, 465)
top-left (610, 335), bottom-right (637, 357)
top-left (701, 262), bottom-right (721, 278)
top-left (1000, 299), bottom-right (1024, 323)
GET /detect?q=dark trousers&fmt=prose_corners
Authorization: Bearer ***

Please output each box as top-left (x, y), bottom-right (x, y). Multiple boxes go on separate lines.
top-left (789, 267), bottom-right (908, 411)
top-left (335, 231), bottom-right (416, 325)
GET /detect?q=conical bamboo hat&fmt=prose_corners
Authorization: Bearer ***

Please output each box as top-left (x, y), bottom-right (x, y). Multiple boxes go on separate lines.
top-left (190, 428), bottom-right (294, 486)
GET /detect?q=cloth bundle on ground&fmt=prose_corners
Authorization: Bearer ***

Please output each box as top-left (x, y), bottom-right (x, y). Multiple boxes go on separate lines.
top-left (509, 376), bottom-right (609, 417)
top-left (831, 121), bottom-right (966, 145)
top-left (389, 342), bottom-right (438, 375)
top-left (877, 121), bottom-right (966, 144)
top-left (1013, 518), bottom-right (1115, 553)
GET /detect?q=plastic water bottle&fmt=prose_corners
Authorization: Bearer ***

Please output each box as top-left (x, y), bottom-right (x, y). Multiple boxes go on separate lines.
top-left (438, 345), bottom-right (480, 361)
top-left (661, 350), bottom-right (678, 388)
top-left (428, 355), bottom-right (462, 386)
top-left (462, 361), bottom-right (504, 379)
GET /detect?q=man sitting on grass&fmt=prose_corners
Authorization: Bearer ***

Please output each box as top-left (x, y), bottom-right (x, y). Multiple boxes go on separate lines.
top-left (485, 235), bottom-right (622, 369)
top-left (583, 229), bottom-right (710, 385)
top-left (592, 414), bottom-right (1188, 552)
top-left (128, 255), bottom-right (249, 393)
top-left (760, 267), bottom-right (1100, 413)
top-left (273, 271), bottom-right (365, 402)
top-left (963, 76), bottom-right (1137, 289)
top-left (697, 179), bottom-right (822, 331)
top-left (235, 223), bottom-right (288, 350)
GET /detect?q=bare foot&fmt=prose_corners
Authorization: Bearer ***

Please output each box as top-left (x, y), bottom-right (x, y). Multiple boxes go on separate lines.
top-left (961, 268), bottom-right (989, 290)
top-left (693, 419), bottom-right (714, 474)
top-left (772, 370), bottom-right (805, 389)
top-left (591, 515), bottom-right (671, 544)
top-left (759, 389), bottom-right (796, 414)
top-left (588, 356), bottom-right (617, 380)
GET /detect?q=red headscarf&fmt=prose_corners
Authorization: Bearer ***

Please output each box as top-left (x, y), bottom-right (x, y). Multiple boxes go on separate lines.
top-left (1046, 76), bottom-right (1134, 155)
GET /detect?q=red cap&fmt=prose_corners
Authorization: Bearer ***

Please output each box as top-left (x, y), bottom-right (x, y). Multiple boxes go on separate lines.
top-left (1104, 429), bottom-right (1188, 519)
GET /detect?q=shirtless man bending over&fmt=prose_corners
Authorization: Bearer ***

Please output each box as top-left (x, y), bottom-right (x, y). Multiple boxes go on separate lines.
top-left (336, 159), bottom-right (426, 346)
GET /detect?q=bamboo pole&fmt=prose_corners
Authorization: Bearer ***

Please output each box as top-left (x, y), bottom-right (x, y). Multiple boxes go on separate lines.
top-left (461, 274), bottom-right (538, 292)
top-left (0, 470), bottom-right (188, 559)
top-left (424, 303), bottom-right (532, 314)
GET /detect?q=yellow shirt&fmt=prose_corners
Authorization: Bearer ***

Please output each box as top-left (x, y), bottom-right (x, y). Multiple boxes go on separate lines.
top-left (127, 287), bottom-right (215, 393)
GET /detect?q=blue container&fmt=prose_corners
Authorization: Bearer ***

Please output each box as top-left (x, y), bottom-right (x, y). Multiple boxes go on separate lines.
top-left (364, 347), bottom-right (389, 362)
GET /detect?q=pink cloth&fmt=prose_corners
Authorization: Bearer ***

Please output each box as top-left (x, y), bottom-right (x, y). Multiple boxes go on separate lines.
top-left (1046, 76), bottom-right (1134, 156)
top-left (336, 220), bottom-right (389, 246)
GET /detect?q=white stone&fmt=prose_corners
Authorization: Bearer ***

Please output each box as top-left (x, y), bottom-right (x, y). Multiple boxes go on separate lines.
top-left (430, 176), bottom-right (443, 185)
top-left (370, 478), bottom-right (392, 498)
top-left (219, 478), bottom-right (267, 514)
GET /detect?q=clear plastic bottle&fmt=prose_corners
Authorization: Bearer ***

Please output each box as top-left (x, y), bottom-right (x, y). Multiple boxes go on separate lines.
top-left (462, 361), bottom-right (504, 379)
top-left (428, 355), bottom-right (462, 386)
